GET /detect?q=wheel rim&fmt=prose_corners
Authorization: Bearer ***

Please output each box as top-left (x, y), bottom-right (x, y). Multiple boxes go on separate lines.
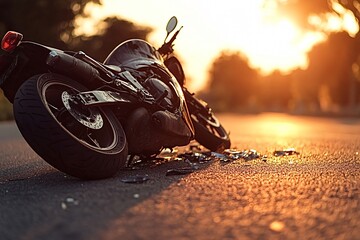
top-left (61, 91), bottom-right (104, 130)
top-left (191, 113), bottom-right (228, 140)
top-left (41, 81), bottom-right (119, 150)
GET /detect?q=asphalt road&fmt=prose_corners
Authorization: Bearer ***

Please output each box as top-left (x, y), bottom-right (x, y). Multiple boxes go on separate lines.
top-left (0, 113), bottom-right (359, 240)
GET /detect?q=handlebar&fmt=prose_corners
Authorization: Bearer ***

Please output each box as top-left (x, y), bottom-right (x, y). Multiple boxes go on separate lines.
top-left (158, 26), bottom-right (183, 55)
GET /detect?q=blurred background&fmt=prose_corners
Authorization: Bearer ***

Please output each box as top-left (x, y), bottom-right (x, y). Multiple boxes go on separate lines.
top-left (0, 0), bottom-right (360, 120)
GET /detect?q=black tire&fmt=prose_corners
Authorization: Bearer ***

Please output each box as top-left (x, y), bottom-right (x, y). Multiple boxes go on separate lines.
top-left (13, 73), bottom-right (128, 179)
top-left (192, 113), bottom-right (231, 152)
top-left (185, 91), bottom-right (231, 151)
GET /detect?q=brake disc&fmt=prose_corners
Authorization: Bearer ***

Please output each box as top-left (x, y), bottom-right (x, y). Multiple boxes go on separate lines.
top-left (61, 91), bottom-right (104, 129)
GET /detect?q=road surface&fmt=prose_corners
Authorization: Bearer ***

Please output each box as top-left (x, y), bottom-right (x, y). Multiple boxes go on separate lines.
top-left (0, 113), bottom-right (359, 240)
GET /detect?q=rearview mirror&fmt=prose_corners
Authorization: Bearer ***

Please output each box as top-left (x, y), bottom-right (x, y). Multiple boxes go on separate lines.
top-left (166, 16), bottom-right (178, 34)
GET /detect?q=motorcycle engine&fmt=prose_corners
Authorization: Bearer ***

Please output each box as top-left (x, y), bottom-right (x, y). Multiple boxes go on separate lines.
top-left (144, 77), bottom-right (177, 110)
top-left (124, 73), bottom-right (191, 155)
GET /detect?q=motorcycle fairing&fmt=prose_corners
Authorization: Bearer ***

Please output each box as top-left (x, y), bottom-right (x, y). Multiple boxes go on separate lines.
top-left (105, 39), bottom-right (194, 132)
top-left (104, 39), bottom-right (163, 68)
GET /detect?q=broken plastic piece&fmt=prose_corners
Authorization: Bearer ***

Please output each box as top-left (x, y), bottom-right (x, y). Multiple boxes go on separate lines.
top-left (65, 197), bottom-right (79, 205)
top-left (179, 152), bottom-right (212, 163)
top-left (121, 174), bottom-right (150, 183)
top-left (61, 197), bottom-right (79, 210)
top-left (211, 152), bottom-right (228, 161)
top-left (166, 167), bottom-right (195, 176)
top-left (223, 149), bottom-right (261, 161)
top-left (273, 148), bottom-right (299, 156)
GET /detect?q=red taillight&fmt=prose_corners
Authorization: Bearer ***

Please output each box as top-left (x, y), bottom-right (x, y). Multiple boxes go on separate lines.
top-left (1, 31), bottom-right (23, 52)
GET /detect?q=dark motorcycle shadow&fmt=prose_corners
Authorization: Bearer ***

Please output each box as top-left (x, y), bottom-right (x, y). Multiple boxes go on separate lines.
top-left (0, 151), bottom-right (213, 240)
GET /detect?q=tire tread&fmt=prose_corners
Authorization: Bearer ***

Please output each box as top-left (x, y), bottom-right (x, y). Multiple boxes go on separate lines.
top-left (14, 74), bottom-right (128, 179)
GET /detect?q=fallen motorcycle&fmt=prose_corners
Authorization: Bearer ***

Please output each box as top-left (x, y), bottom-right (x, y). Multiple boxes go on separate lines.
top-left (0, 17), bottom-right (230, 179)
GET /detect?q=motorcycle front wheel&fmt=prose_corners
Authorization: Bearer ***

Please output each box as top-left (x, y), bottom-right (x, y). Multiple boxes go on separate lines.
top-left (185, 90), bottom-right (231, 152)
top-left (14, 73), bottom-right (128, 179)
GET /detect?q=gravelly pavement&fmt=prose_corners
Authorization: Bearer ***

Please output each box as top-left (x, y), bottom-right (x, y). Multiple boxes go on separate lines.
top-left (0, 113), bottom-right (359, 240)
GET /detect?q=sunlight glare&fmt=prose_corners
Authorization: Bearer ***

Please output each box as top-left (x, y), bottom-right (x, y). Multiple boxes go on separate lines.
top-left (237, 19), bottom-right (314, 74)
top-left (74, 0), bottom-right (336, 90)
top-left (308, 1), bottom-right (359, 37)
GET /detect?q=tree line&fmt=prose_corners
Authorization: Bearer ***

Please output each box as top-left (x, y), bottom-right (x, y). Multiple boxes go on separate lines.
top-left (203, 0), bottom-right (360, 115)
top-left (1, 0), bottom-right (360, 120)
top-left (203, 31), bottom-right (360, 114)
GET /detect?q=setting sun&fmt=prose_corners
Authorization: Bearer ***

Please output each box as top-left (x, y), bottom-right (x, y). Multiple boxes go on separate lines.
top-left (75, 0), bottom-right (357, 90)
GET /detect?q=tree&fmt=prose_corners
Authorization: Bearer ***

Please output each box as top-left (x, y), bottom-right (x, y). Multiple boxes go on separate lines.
top-left (276, 1), bottom-right (332, 29)
top-left (73, 17), bottom-right (152, 61)
top-left (0, 0), bottom-right (152, 120)
top-left (257, 71), bottom-right (292, 111)
top-left (205, 51), bottom-right (259, 111)
top-left (0, 0), bottom-right (101, 50)
top-left (0, 0), bottom-right (152, 60)
top-left (308, 32), bottom-right (358, 105)
top-left (276, 0), bottom-right (360, 109)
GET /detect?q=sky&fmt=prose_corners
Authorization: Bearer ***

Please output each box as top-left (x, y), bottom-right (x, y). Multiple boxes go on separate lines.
top-left (75, 0), bottom-right (358, 91)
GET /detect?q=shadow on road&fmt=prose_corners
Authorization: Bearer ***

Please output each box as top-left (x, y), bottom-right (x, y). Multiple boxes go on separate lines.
top-left (0, 152), bottom-right (212, 240)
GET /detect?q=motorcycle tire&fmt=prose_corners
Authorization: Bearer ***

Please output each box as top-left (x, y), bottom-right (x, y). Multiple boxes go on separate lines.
top-left (13, 73), bottom-right (128, 179)
top-left (185, 92), bottom-right (231, 152)
top-left (191, 113), bottom-right (231, 152)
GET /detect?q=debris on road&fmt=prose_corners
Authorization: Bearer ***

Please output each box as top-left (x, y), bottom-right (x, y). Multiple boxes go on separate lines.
top-left (273, 148), bottom-right (300, 156)
top-left (164, 152), bottom-right (205, 176)
top-left (61, 202), bottom-right (67, 210)
top-left (166, 167), bottom-right (196, 176)
top-left (224, 149), bottom-right (261, 161)
top-left (210, 149), bottom-right (265, 163)
top-left (61, 197), bottom-right (79, 210)
top-left (121, 174), bottom-right (150, 184)
top-left (178, 152), bottom-right (212, 163)
top-left (127, 146), bottom-right (300, 178)
top-left (158, 148), bottom-right (179, 160)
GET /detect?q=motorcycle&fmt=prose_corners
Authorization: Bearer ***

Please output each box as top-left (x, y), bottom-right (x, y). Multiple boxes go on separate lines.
top-left (0, 17), bottom-right (230, 179)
